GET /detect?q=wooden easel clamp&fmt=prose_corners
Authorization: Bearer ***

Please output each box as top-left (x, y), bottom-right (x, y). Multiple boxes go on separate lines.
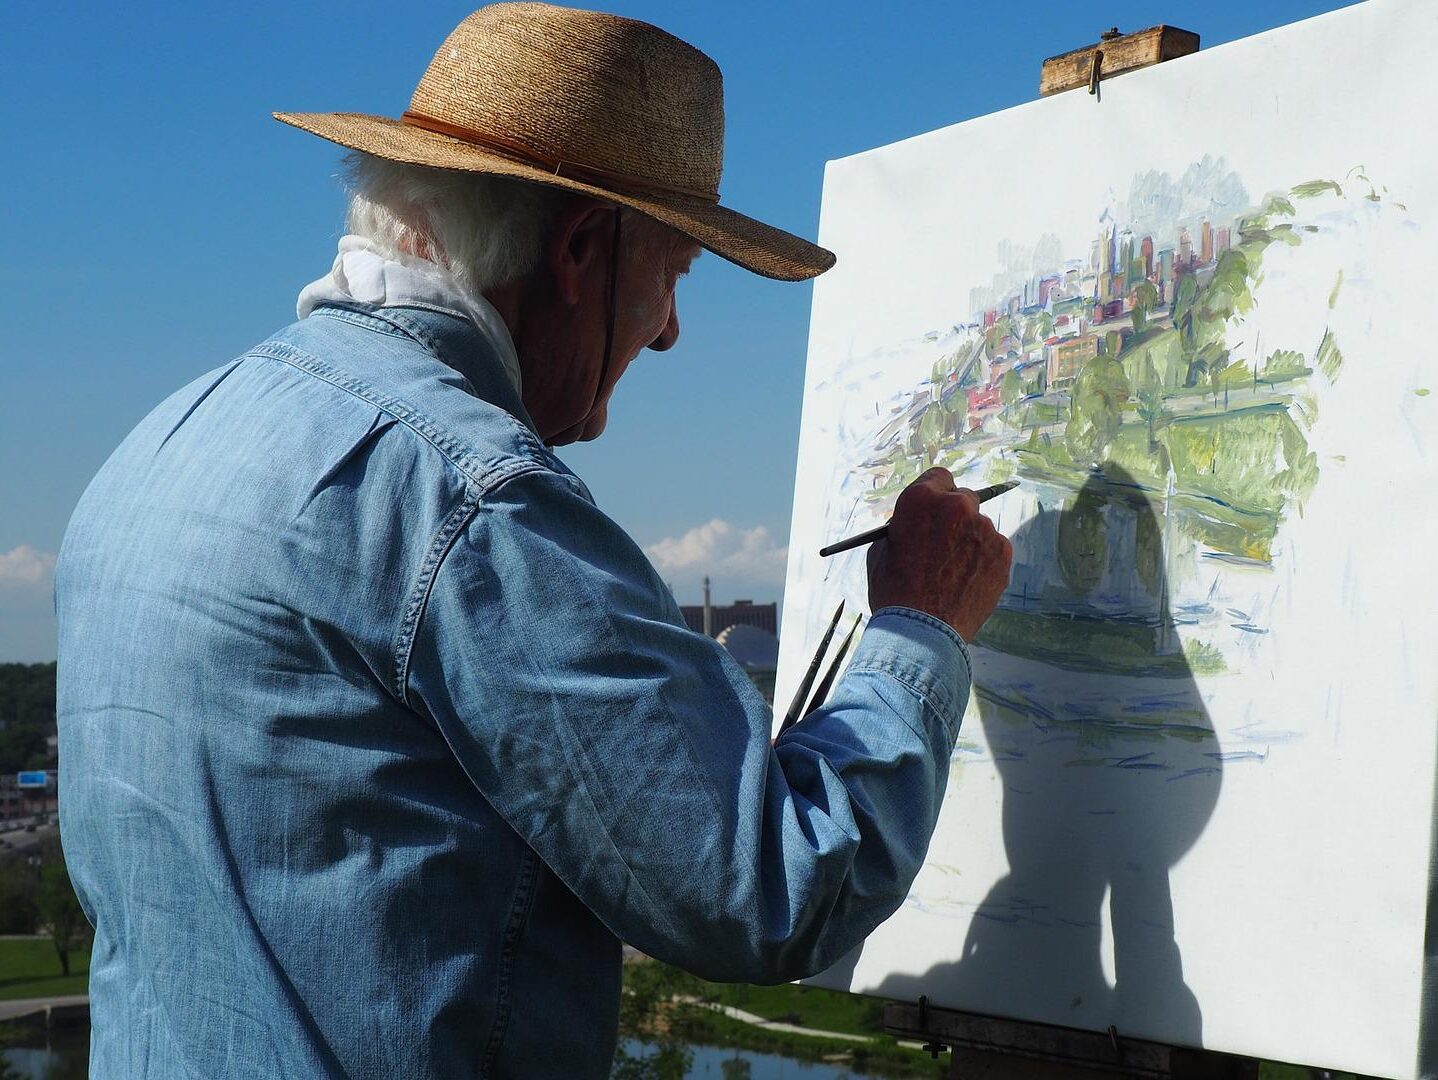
top-left (883, 999), bottom-right (1260, 1079)
top-left (1040, 25), bottom-right (1200, 99)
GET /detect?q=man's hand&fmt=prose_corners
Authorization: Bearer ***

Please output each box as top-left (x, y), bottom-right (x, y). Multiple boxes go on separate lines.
top-left (866, 468), bottom-right (1014, 642)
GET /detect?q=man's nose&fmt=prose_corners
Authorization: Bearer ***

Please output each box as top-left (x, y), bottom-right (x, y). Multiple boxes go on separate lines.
top-left (647, 299), bottom-right (680, 352)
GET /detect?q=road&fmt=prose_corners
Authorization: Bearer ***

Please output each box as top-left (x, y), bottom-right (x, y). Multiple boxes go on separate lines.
top-left (0, 821), bottom-right (59, 857)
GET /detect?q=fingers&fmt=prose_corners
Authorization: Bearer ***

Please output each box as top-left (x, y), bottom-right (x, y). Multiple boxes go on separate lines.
top-left (893, 473), bottom-right (991, 539)
top-left (865, 535), bottom-right (885, 579)
top-left (915, 467), bottom-right (957, 492)
top-left (868, 469), bottom-right (1016, 639)
top-left (895, 468), bottom-right (956, 517)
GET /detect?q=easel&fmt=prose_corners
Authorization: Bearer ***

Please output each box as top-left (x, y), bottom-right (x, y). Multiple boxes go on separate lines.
top-left (884, 997), bottom-right (1257, 1078)
top-left (877, 25), bottom-right (1266, 1079)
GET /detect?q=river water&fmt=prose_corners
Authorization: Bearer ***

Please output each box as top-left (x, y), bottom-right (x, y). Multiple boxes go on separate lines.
top-left (3, 1036), bottom-right (861, 1079)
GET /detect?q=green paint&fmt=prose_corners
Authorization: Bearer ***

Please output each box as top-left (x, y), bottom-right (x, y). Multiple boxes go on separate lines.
top-left (1291, 179), bottom-right (1343, 199)
top-left (975, 609), bottom-right (1197, 678)
top-left (1417, 389), bottom-right (1431, 397)
top-left (1183, 639), bottom-right (1228, 676)
top-left (1315, 329), bottom-right (1344, 381)
top-left (1065, 354), bottom-right (1131, 465)
top-left (1056, 487), bottom-right (1107, 596)
top-left (1263, 350), bottom-right (1308, 379)
top-left (851, 165), bottom-right (1395, 732)
top-left (1134, 498), bottom-right (1163, 597)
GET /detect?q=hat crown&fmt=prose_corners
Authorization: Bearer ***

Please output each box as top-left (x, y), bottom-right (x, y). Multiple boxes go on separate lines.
top-left (409, 3), bottom-right (725, 199)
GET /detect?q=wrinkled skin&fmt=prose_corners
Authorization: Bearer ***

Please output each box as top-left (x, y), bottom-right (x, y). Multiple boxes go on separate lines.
top-left (867, 467), bottom-right (1014, 642)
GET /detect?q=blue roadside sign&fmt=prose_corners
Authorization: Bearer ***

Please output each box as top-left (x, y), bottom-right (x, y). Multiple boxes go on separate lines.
top-left (16, 771), bottom-right (49, 789)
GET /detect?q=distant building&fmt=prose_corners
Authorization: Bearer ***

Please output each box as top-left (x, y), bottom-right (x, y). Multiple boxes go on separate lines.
top-left (679, 581), bottom-right (777, 639)
top-left (680, 599), bottom-right (776, 637)
top-left (715, 624), bottom-right (779, 705)
top-left (1048, 335), bottom-right (1098, 389)
top-left (1158, 249), bottom-right (1176, 299)
top-left (0, 769), bottom-right (58, 825)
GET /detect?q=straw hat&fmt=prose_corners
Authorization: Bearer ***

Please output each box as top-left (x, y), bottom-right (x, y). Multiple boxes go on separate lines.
top-left (275, 2), bottom-right (834, 282)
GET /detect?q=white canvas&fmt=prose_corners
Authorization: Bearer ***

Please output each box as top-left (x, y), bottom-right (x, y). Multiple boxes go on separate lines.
top-left (777, 1), bottom-right (1438, 1074)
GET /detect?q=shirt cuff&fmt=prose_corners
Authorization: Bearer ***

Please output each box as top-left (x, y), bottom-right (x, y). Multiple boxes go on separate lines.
top-left (844, 607), bottom-right (973, 741)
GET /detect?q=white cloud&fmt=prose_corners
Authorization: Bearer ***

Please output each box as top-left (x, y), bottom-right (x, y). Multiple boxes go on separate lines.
top-left (0, 546), bottom-right (57, 590)
top-left (644, 519), bottom-right (787, 604)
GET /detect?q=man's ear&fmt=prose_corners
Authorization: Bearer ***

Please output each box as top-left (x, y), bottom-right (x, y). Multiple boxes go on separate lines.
top-left (545, 199), bottom-right (617, 306)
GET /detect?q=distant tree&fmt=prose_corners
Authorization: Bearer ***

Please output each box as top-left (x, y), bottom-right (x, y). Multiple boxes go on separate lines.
top-left (0, 856), bottom-right (39, 934)
top-left (1130, 281), bottom-right (1160, 334)
top-left (613, 960), bottom-right (698, 1080)
top-left (0, 663), bottom-right (58, 773)
top-left (33, 838), bottom-right (91, 978)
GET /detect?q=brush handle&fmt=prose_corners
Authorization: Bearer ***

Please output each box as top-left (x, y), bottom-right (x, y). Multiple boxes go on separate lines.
top-left (778, 600), bottom-right (845, 731)
top-left (818, 523), bottom-right (888, 558)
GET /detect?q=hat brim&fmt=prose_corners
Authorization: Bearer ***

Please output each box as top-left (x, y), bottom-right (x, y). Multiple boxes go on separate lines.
top-left (274, 112), bottom-right (834, 283)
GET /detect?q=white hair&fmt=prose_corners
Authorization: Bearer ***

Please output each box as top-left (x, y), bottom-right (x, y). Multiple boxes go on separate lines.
top-left (342, 152), bottom-right (676, 297)
top-left (343, 152), bottom-right (574, 295)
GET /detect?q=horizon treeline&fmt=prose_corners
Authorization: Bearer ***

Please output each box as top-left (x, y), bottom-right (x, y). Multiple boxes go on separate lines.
top-left (0, 661), bottom-right (58, 774)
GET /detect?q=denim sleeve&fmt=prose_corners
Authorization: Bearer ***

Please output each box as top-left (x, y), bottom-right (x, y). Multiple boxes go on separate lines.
top-left (405, 466), bottom-right (972, 983)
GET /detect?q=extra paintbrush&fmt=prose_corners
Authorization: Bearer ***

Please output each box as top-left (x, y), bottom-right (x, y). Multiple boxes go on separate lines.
top-left (800, 614), bottom-right (863, 722)
top-left (779, 600), bottom-right (844, 734)
top-left (818, 480), bottom-right (1020, 557)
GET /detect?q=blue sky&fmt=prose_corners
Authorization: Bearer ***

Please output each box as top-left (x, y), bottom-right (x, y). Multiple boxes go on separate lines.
top-left (0, 0), bottom-right (1359, 661)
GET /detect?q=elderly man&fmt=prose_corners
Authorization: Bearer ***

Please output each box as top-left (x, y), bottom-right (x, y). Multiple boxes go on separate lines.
top-left (55, 4), bottom-right (1011, 1078)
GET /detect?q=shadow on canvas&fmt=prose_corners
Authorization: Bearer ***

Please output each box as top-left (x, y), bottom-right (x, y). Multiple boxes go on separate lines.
top-left (831, 462), bottom-right (1223, 1047)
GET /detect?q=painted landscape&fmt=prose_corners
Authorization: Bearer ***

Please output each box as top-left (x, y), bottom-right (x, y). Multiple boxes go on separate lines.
top-left (812, 157), bottom-right (1410, 770)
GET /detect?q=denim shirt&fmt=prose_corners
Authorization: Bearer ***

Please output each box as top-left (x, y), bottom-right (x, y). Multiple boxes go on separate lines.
top-left (54, 303), bottom-right (972, 1079)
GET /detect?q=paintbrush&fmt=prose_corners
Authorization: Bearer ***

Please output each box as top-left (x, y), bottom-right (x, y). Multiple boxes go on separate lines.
top-left (799, 614), bottom-right (863, 723)
top-left (818, 480), bottom-right (1020, 557)
top-left (778, 600), bottom-right (844, 733)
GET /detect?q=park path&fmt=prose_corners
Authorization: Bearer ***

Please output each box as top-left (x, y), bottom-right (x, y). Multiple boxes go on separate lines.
top-left (0, 995), bottom-right (88, 1022)
top-left (679, 995), bottom-right (927, 1050)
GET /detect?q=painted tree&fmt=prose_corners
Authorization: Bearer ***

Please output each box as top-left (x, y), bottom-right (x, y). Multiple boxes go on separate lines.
top-left (1057, 484), bottom-right (1108, 598)
top-left (1130, 280), bottom-right (1160, 334)
top-left (1065, 353), bottom-right (1132, 465)
top-left (1134, 356), bottom-right (1167, 453)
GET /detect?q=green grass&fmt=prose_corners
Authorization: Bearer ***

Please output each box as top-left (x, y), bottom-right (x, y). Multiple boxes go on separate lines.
top-left (0, 937), bottom-right (90, 1001)
top-left (670, 1007), bottom-right (945, 1078)
top-left (694, 978), bottom-right (885, 1036)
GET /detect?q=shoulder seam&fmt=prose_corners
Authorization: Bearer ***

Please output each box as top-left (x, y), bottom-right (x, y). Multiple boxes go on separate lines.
top-left (246, 340), bottom-right (552, 488)
top-left (392, 465), bottom-right (551, 703)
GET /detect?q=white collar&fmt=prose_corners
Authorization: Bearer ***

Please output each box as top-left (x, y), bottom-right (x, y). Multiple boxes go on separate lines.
top-left (297, 235), bottom-right (524, 395)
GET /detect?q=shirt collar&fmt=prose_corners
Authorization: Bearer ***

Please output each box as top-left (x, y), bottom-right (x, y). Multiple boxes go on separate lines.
top-left (297, 235), bottom-right (524, 396)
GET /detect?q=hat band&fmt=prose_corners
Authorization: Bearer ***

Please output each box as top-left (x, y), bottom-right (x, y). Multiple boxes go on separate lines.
top-left (400, 111), bottom-right (721, 205)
